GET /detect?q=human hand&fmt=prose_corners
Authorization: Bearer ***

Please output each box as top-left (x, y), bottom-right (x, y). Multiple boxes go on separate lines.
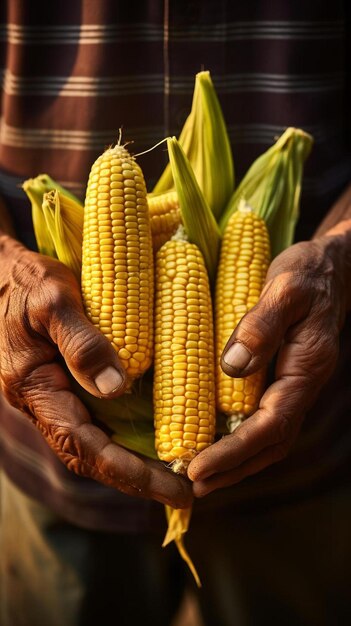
top-left (0, 234), bottom-right (192, 508)
top-left (188, 223), bottom-right (351, 496)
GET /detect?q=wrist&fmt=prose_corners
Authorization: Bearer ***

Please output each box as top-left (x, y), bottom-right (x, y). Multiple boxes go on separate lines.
top-left (317, 219), bottom-right (351, 313)
top-left (0, 231), bottom-right (27, 268)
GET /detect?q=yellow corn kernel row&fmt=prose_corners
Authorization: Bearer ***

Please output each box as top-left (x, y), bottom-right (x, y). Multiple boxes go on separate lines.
top-left (81, 144), bottom-right (154, 382)
top-left (215, 201), bottom-right (271, 430)
top-left (147, 190), bottom-right (181, 252)
top-left (154, 235), bottom-right (216, 471)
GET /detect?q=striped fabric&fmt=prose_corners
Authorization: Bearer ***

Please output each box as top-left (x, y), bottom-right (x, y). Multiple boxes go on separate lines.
top-left (0, 0), bottom-right (350, 531)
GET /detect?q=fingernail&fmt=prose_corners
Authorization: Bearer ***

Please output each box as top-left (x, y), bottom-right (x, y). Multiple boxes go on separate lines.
top-left (223, 342), bottom-right (251, 371)
top-left (95, 367), bottom-right (123, 394)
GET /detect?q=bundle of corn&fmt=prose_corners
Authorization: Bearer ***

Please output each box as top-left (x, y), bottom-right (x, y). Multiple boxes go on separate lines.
top-left (153, 70), bottom-right (234, 221)
top-left (24, 77), bottom-right (314, 589)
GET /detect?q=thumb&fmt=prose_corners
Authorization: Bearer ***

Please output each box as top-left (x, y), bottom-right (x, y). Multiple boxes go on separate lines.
top-left (48, 304), bottom-right (127, 398)
top-left (220, 278), bottom-right (307, 378)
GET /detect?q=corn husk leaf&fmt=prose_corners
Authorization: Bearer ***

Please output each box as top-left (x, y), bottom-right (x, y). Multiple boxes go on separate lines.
top-left (22, 174), bottom-right (83, 258)
top-left (153, 70), bottom-right (234, 220)
top-left (220, 127), bottom-right (313, 257)
top-left (166, 136), bottom-right (221, 285)
top-left (110, 420), bottom-right (157, 459)
top-left (42, 190), bottom-right (83, 281)
top-left (163, 506), bottom-right (201, 588)
top-left (23, 183), bottom-right (56, 258)
top-left (23, 173), bottom-right (81, 204)
top-left (70, 374), bottom-right (154, 423)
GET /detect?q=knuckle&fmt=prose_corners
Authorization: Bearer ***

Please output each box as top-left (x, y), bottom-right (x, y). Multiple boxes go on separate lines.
top-left (236, 309), bottom-right (274, 352)
top-left (302, 331), bottom-right (339, 381)
top-left (46, 283), bottom-right (73, 316)
top-left (271, 440), bottom-right (290, 463)
top-left (270, 414), bottom-right (293, 463)
top-left (47, 426), bottom-right (90, 477)
top-left (270, 274), bottom-right (304, 310)
top-left (66, 329), bottom-right (105, 371)
top-left (276, 414), bottom-right (293, 443)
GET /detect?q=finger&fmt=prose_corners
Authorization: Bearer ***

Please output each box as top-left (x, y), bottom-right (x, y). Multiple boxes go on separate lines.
top-left (47, 301), bottom-right (128, 398)
top-left (189, 316), bottom-right (337, 484)
top-left (220, 275), bottom-right (312, 378)
top-left (188, 390), bottom-right (296, 483)
top-left (192, 442), bottom-right (289, 497)
top-left (20, 362), bottom-right (193, 509)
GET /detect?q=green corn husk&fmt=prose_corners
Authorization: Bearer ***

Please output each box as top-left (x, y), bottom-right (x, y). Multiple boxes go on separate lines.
top-left (70, 373), bottom-right (154, 424)
top-left (110, 421), bottom-right (157, 459)
top-left (75, 378), bottom-right (156, 459)
top-left (41, 189), bottom-right (83, 281)
top-left (220, 127), bottom-right (313, 258)
top-left (22, 174), bottom-right (82, 258)
top-left (153, 70), bottom-right (234, 220)
top-left (166, 136), bottom-right (221, 285)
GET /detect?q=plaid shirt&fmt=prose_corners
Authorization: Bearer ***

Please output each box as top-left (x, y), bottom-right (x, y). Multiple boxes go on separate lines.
top-left (0, 0), bottom-right (350, 531)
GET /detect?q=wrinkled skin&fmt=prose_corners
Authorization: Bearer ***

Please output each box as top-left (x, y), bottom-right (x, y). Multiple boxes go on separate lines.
top-left (188, 222), bottom-right (351, 496)
top-left (0, 235), bottom-right (192, 509)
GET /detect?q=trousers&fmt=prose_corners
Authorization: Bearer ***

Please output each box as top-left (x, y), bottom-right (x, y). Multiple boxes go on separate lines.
top-left (1, 470), bottom-right (351, 626)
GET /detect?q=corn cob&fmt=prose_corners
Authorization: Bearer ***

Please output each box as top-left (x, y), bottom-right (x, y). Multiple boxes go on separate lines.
top-left (215, 201), bottom-right (271, 432)
top-left (154, 232), bottom-right (216, 469)
top-left (154, 227), bottom-right (216, 585)
top-left (220, 127), bottom-right (313, 258)
top-left (147, 190), bottom-right (181, 252)
top-left (81, 143), bottom-right (154, 383)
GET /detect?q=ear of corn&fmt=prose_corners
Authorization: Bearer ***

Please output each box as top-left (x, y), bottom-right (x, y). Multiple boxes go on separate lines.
top-left (166, 136), bottom-right (221, 286)
top-left (81, 143), bottom-right (154, 385)
top-left (147, 189), bottom-right (182, 252)
top-left (153, 71), bottom-right (234, 220)
top-left (220, 127), bottom-right (313, 258)
top-left (154, 235), bottom-right (216, 467)
top-left (153, 230), bottom-right (216, 586)
top-left (215, 201), bottom-right (271, 432)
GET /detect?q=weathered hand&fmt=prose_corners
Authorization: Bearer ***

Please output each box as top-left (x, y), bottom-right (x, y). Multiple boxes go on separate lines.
top-left (0, 235), bottom-right (192, 508)
top-left (188, 223), bottom-right (351, 496)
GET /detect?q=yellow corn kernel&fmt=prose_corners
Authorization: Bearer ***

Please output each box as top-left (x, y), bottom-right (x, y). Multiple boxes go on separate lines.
top-left (154, 236), bottom-right (216, 471)
top-left (215, 201), bottom-right (271, 430)
top-left (147, 190), bottom-right (182, 252)
top-left (81, 144), bottom-right (154, 383)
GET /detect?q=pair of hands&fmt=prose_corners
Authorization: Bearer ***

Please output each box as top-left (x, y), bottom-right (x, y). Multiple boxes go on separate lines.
top-left (0, 221), bottom-right (350, 509)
